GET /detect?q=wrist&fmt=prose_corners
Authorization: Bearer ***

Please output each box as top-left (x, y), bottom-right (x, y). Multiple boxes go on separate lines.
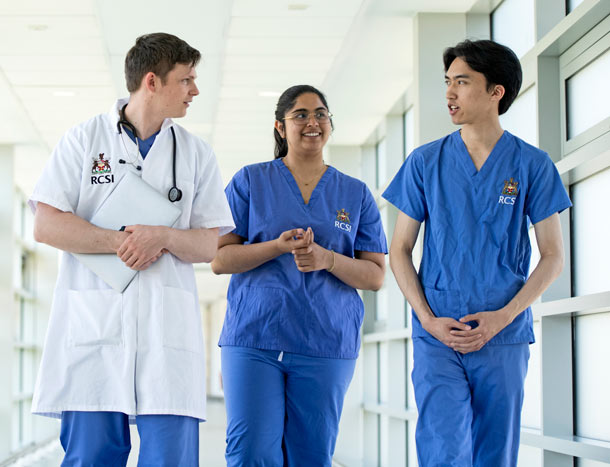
top-left (326, 249), bottom-right (336, 272)
top-left (110, 230), bottom-right (126, 253)
top-left (499, 306), bottom-right (517, 325)
top-left (160, 226), bottom-right (171, 251)
top-left (419, 313), bottom-right (436, 330)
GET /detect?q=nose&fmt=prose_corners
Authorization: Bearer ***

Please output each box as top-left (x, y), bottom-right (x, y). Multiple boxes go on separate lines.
top-left (191, 82), bottom-right (200, 96)
top-left (306, 113), bottom-right (319, 126)
top-left (446, 82), bottom-right (456, 100)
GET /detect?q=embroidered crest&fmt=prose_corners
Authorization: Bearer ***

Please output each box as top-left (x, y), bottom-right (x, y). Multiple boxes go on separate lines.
top-left (502, 177), bottom-right (519, 196)
top-left (92, 153), bottom-right (111, 174)
top-left (336, 209), bottom-right (350, 223)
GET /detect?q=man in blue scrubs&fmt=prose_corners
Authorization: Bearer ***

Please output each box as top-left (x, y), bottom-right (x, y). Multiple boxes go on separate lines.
top-left (383, 40), bottom-right (571, 466)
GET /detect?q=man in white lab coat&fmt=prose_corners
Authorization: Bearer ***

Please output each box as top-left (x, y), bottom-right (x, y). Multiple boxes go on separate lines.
top-left (30, 33), bottom-right (235, 466)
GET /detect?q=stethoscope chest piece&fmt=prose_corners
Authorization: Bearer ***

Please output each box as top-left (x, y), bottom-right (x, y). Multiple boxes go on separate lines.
top-left (168, 186), bottom-right (183, 202)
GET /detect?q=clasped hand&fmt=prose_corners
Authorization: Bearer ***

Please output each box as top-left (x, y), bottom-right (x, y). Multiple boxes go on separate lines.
top-left (116, 225), bottom-right (167, 271)
top-left (424, 309), bottom-right (512, 354)
top-left (276, 227), bottom-right (332, 273)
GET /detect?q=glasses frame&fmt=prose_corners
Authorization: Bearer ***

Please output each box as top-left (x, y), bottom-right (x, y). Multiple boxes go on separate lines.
top-left (283, 110), bottom-right (334, 125)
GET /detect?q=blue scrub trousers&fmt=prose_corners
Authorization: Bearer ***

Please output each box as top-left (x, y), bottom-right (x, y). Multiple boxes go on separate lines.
top-left (221, 346), bottom-right (356, 467)
top-left (412, 337), bottom-right (530, 467)
top-left (60, 411), bottom-right (199, 466)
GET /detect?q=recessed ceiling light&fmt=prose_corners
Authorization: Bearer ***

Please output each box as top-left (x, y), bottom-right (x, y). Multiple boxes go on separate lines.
top-left (288, 4), bottom-right (309, 10)
top-left (53, 91), bottom-right (76, 97)
top-left (27, 24), bottom-right (48, 32)
top-left (258, 91), bottom-right (281, 97)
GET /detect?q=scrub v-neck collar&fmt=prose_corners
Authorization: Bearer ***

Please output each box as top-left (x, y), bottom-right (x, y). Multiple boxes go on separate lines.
top-left (276, 158), bottom-right (333, 210)
top-left (453, 129), bottom-right (507, 178)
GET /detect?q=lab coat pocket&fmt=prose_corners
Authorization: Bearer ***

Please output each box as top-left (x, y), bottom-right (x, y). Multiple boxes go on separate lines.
top-left (67, 289), bottom-right (123, 346)
top-left (162, 286), bottom-right (203, 354)
top-left (174, 178), bottom-right (195, 228)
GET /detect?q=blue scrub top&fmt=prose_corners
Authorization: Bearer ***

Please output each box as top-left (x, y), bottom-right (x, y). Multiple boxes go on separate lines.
top-left (382, 130), bottom-right (572, 344)
top-left (219, 158), bottom-right (388, 359)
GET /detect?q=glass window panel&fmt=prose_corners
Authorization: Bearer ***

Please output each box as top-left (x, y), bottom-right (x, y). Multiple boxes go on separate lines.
top-left (407, 339), bottom-right (416, 409)
top-left (403, 107), bottom-right (415, 159)
top-left (11, 404), bottom-right (20, 451)
top-left (408, 421), bottom-right (417, 466)
top-left (376, 138), bottom-right (387, 189)
top-left (380, 414), bottom-right (389, 466)
top-left (521, 320), bottom-right (541, 429)
top-left (571, 167), bottom-right (610, 296)
top-left (566, 48), bottom-right (610, 139)
top-left (363, 412), bottom-right (379, 465)
top-left (379, 342), bottom-right (389, 404)
top-left (500, 86), bottom-right (537, 146)
top-left (576, 459), bottom-right (610, 467)
top-left (574, 312), bottom-right (610, 442)
top-left (491, 0), bottom-right (536, 58)
top-left (363, 344), bottom-right (378, 403)
top-left (568, 0), bottom-right (585, 13)
top-left (517, 445), bottom-right (542, 467)
top-left (375, 284), bottom-right (388, 322)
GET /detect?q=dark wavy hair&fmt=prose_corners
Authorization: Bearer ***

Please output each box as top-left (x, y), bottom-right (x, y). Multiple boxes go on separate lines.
top-left (443, 39), bottom-right (522, 115)
top-left (125, 33), bottom-right (201, 93)
top-left (273, 85), bottom-right (332, 159)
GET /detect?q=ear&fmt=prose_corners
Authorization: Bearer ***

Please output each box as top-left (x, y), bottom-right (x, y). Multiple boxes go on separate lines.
top-left (143, 72), bottom-right (157, 92)
top-left (274, 120), bottom-right (285, 138)
top-left (490, 84), bottom-right (505, 103)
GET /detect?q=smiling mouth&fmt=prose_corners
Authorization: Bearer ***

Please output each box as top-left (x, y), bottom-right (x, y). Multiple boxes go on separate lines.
top-left (302, 132), bottom-right (321, 137)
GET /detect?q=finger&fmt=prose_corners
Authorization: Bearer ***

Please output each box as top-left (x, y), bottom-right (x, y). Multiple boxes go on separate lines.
top-left (308, 227), bottom-right (314, 244)
top-left (282, 228), bottom-right (302, 240)
top-left (449, 333), bottom-right (482, 344)
top-left (459, 313), bottom-right (480, 323)
top-left (124, 225), bottom-right (137, 233)
top-left (292, 246), bottom-right (313, 255)
top-left (119, 249), bottom-right (134, 263)
top-left (445, 319), bottom-right (472, 331)
top-left (450, 329), bottom-right (482, 337)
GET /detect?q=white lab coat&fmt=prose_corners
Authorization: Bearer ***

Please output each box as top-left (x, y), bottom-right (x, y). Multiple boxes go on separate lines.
top-left (29, 98), bottom-right (235, 421)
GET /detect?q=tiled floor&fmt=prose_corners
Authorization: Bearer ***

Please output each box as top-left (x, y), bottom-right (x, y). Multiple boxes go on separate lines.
top-left (7, 399), bottom-right (227, 467)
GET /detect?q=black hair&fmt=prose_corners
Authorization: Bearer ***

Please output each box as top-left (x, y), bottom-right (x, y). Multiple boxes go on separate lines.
top-left (273, 85), bottom-right (332, 159)
top-left (443, 39), bottom-right (522, 115)
top-left (124, 33), bottom-right (201, 93)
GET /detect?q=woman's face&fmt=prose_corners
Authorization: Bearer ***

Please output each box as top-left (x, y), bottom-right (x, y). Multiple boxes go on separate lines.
top-left (279, 92), bottom-right (331, 157)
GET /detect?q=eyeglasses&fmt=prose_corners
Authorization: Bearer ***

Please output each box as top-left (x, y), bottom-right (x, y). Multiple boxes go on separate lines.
top-left (283, 110), bottom-right (333, 125)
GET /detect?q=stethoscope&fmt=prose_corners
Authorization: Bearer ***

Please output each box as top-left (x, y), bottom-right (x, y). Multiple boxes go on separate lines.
top-left (116, 104), bottom-right (183, 202)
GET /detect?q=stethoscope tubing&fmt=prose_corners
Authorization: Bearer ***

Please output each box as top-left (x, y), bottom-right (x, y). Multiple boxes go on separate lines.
top-left (116, 105), bottom-right (182, 202)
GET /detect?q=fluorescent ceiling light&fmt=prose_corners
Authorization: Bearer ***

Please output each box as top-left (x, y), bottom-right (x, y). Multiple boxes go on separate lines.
top-left (288, 4), bottom-right (309, 10)
top-left (258, 91), bottom-right (281, 97)
top-left (53, 91), bottom-right (76, 97)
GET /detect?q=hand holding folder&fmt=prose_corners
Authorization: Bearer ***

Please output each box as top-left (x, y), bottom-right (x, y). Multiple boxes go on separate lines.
top-left (73, 171), bottom-right (182, 292)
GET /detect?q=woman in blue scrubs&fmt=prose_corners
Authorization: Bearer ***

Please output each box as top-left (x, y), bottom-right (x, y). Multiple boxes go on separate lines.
top-left (212, 84), bottom-right (387, 466)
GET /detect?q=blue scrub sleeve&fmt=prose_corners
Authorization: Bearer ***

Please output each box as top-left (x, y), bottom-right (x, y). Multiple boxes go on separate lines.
top-left (382, 151), bottom-right (427, 222)
top-left (225, 167), bottom-right (251, 239)
top-left (354, 184), bottom-right (388, 253)
top-left (525, 155), bottom-right (572, 224)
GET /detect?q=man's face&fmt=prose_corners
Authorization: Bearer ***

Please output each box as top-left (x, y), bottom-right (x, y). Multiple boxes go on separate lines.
top-left (445, 57), bottom-right (501, 126)
top-left (156, 63), bottom-right (199, 118)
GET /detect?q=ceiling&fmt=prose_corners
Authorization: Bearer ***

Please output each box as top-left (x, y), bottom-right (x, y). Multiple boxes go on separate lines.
top-left (0, 0), bottom-right (480, 303)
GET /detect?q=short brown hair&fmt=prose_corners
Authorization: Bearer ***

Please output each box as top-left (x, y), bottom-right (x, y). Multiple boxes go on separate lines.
top-left (124, 33), bottom-right (201, 93)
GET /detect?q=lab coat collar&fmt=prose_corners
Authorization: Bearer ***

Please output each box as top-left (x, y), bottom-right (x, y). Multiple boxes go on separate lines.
top-left (110, 97), bottom-right (175, 133)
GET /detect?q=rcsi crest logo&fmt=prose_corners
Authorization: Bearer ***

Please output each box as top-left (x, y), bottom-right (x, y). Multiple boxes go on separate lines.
top-left (499, 177), bottom-right (519, 205)
top-left (91, 153), bottom-right (115, 185)
top-left (335, 209), bottom-right (352, 232)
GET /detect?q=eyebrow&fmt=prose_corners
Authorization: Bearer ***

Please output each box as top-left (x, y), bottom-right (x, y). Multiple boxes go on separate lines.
top-left (444, 74), bottom-right (471, 80)
top-left (290, 107), bottom-right (327, 112)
